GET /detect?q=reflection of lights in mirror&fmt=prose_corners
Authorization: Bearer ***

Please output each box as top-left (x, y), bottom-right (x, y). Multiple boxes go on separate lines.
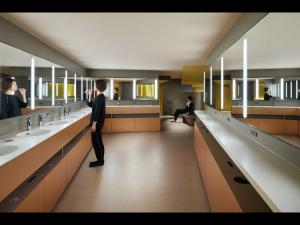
top-left (210, 66), bottom-right (212, 105)
top-left (110, 79), bottom-right (114, 100)
top-left (45, 82), bottom-right (48, 97)
top-left (296, 80), bottom-right (298, 99)
top-left (155, 79), bottom-right (158, 99)
top-left (74, 73), bottom-right (77, 102)
top-left (81, 76), bottom-right (83, 100)
top-left (64, 70), bottom-right (67, 103)
top-left (280, 78), bottom-right (284, 100)
top-left (232, 79), bottom-right (236, 100)
top-left (31, 57), bottom-right (35, 110)
top-left (38, 77), bottom-right (42, 100)
top-left (290, 81), bottom-right (293, 99)
top-left (133, 79), bottom-right (136, 99)
top-left (52, 66), bottom-right (55, 106)
top-left (255, 79), bottom-right (259, 99)
top-left (221, 57), bottom-right (224, 110)
top-left (285, 82), bottom-right (287, 98)
top-left (203, 72), bottom-right (206, 102)
top-left (243, 38), bottom-right (247, 119)
top-left (56, 83), bottom-right (58, 97)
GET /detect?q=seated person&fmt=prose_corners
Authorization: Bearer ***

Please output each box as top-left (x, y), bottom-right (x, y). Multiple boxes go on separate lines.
top-left (264, 87), bottom-right (272, 101)
top-left (172, 96), bottom-right (195, 122)
top-left (0, 74), bottom-right (28, 120)
top-left (113, 88), bottom-right (119, 100)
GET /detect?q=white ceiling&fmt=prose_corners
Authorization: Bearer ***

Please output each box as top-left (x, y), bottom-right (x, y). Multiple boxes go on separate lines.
top-left (1, 13), bottom-right (241, 71)
top-left (221, 13), bottom-right (300, 70)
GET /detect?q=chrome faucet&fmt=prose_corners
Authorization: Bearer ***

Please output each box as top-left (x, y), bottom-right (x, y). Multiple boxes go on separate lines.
top-left (64, 108), bottom-right (68, 117)
top-left (26, 117), bottom-right (32, 131)
top-left (68, 106), bottom-right (72, 115)
top-left (38, 114), bottom-right (43, 127)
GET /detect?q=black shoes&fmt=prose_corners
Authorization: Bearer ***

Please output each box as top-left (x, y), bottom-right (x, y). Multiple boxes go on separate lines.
top-left (89, 160), bottom-right (104, 167)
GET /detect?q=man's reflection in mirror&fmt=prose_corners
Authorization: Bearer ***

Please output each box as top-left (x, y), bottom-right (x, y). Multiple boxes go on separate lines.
top-left (0, 73), bottom-right (28, 120)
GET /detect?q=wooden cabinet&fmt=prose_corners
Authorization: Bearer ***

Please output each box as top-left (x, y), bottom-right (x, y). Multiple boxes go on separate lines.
top-left (111, 118), bottom-right (135, 132)
top-left (135, 118), bottom-right (160, 131)
top-left (194, 123), bottom-right (242, 212)
top-left (14, 181), bottom-right (45, 212)
top-left (102, 119), bottom-right (112, 133)
top-left (44, 158), bottom-right (67, 212)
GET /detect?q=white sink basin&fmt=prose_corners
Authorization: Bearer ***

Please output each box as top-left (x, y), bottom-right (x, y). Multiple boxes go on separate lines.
top-left (0, 145), bottom-right (18, 156)
top-left (16, 129), bottom-right (51, 137)
top-left (46, 120), bottom-right (70, 126)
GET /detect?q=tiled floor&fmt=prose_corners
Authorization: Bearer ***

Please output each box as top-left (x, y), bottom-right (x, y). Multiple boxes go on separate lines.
top-left (54, 118), bottom-right (210, 212)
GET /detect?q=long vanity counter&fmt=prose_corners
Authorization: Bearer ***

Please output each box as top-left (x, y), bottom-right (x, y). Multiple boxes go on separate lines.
top-left (0, 107), bottom-right (93, 211)
top-left (194, 110), bottom-right (300, 212)
top-left (103, 105), bottom-right (160, 133)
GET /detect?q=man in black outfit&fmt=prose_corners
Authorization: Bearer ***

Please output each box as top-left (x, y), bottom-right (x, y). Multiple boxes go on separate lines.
top-left (264, 87), bottom-right (272, 101)
top-left (87, 79), bottom-right (107, 167)
top-left (172, 96), bottom-right (195, 122)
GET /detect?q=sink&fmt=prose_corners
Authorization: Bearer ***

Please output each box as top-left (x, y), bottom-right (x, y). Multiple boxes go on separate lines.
top-left (46, 120), bottom-right (70, 126)
top-left (0, 145), bottom-right (18, 156)
top-left (16, 129), bottom-right (51, 137)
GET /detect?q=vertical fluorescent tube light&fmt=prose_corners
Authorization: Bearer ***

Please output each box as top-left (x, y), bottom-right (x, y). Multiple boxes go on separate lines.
top-left (64, 70), bottom-right (68, 103)
top-left (81, 76), bottom-right (83, 100)
top-left (38, 77), bottom-right (42, 100)
top-left (221, 57), bottom-right (224, 110)
top-left (30, 57), bottom-right (35, 110)
top-left (203, 72), bottom-right (206, 102)
top-left (74, 73), bottom-right (77, 102)
top-left (110, 79), bottom-right (114, 100)
top-left (210, 66), bottom-right (212, 105)
top-left (154, 79), bottom-right (158, 99)
top-left (290, 81), bottom-right (293, 98)
top-left (243, 39), bottom-right (248, 118)
top-left (45, 82), bottom-right (48, 97)
top-left (93, 80), bottom-right (96, 98)
top-left (52, 66), bottom-right (55, 106)
top-left (232, 79), bottom-right (236, 100)
top-left (255, 79), bottom-right (259, 100)
top-left (285, 82), bottom-right (288, 98)
top-left (296, 80), bottom-right (298, 99)
top-left (133, 79), bottom-right (136, 99)
top-left (56, 83), bottom-right (58, 96)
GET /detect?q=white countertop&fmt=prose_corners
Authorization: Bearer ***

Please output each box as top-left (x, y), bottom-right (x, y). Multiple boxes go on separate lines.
top-left (0, 108), bottom-right (92, 167)
top-left (232, 106), bottom-right (300, 109)
top-left (195, 110), bottom-right (300, 212)
top-left (106, 105), bottom-right (159, 107)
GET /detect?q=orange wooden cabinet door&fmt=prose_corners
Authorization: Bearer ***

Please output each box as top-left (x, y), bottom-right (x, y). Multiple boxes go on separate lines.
top-left (220, 175), bottom-right (242, 212)
top-left (14, 181), bottom-right (45, 212)
top-left (44, 158), bottom-right (67, 212)
top-left (102, 119), bottom-right (112, 133)
top-left (204, 146), bottom-right (222, 212)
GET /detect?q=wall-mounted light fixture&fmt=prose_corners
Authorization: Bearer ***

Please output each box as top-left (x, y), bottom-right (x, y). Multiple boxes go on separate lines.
top-left (243, 38), bottom-right (248, 118)
top-left (81, 76), bottom-right (83, 100)
top-left (221, 57), bottom-right (224, 110)
top-left (285, 82), bottom-right (288, 98)
top-left (30, 57), bottom-right (35, 110)
top-left (45, 82), bottom-right (48, 97)
top-left (210, 66), bottom-right (212, 105)
top-left (64, 70), bottom-right (68, 103)
top-left (52, 66), bottom-right (55, 106)
top-left (56, 83), bottom-right (58, 97)
top-left (290, 81), bottom-right (293, 99)
top-left (296, 80), bottom-right (298, 99)
top-left (255, 79), bottom-right (259, 99)
top-left (38, 77), bottom-right (42, 100)
top-left (203, 72), bottom-right (206, 102)
top-left (74, 73), bottom-right (77, 102)
top-left (133, 79), bottom-right (136, 99)
top-left (155, 79), bottom-right (158, 99)
top-left (232, 79), bottom-right (236, 100)
top-left (110, 79), bottom-right (114, 100)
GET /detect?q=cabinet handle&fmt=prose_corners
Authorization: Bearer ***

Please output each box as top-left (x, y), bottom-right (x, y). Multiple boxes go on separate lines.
top-left (227, 161), bottom-right (234, 168)
top-left (233, 176), bottom-right (250, 184)
top-left (26, 175), bottom-right (36, 183)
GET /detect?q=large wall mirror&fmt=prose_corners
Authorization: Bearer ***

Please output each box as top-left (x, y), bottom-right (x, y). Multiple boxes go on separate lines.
top-left (212, 13), bottom-right (300, 149)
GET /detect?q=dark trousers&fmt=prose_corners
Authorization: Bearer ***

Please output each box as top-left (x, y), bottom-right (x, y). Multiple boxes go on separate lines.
top-left (91, 128), bottom-right (104, 163)
top-left (173, 108), bottom-right (188, 121)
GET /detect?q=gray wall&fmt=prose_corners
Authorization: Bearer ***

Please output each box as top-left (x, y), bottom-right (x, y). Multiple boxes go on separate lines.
top-left (87, 69), bottom-right (159, 79)
top-left (0, 17), bottom-right (85, 75)
top-left (162, 79), bottom-right (201, 115)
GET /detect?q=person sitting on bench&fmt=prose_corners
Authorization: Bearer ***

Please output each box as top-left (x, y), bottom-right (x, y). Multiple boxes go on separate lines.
top-left (172, 96), bottom-right (195, 122)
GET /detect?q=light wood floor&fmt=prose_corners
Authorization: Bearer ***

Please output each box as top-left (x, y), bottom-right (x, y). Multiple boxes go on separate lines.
top-left (54, 118), bottom-right (210, 212)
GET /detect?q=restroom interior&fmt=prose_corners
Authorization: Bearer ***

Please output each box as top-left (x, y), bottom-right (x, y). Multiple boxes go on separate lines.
top-left (1, 13), bottom-right (300, 213)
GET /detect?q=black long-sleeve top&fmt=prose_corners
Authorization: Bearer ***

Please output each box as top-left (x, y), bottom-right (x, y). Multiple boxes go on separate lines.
top-left (87, 93), bottom-right (106, 129)
top-left (184, 101), bottom-right (195, 114)
top-left (0, 92), bottom-right (28, 120)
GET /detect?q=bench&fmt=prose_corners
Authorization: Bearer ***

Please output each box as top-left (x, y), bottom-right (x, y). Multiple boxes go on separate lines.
top-left (182, 113), bottom-right (196, 126)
